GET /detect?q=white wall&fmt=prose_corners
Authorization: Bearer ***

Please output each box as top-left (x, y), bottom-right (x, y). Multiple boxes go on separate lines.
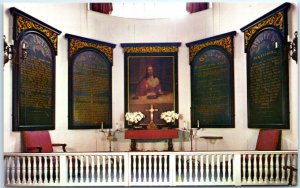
top-left (3, 2), bottom-right (298, 152)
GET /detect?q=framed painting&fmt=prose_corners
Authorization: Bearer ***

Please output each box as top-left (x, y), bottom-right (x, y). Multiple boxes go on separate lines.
top-left (65, 34), bottom-right (116, 129)
top-left (121, 43), bottom-right (181, 128)
top-left (241, 3), bottom-right (290, 129)
top-left (187, 31), bottom-right (236, 128)
top-left (10, 8), bottom-right (61, 131)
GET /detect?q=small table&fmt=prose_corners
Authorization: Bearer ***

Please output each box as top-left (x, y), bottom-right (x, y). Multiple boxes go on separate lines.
top-left (125, 129), bottom-right (179, 151)
top-left (200, 135), bottom-right (223, 150)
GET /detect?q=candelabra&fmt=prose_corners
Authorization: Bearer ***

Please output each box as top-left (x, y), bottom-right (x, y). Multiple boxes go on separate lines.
top-left (180, 121), bottom-right (201, 151)
top-left (99, 123), bottom-right (123, 152)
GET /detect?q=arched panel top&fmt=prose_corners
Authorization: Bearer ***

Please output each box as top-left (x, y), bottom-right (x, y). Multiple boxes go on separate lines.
top-left (240, 3), bottom-right (290, 52)
top-left (186, 31), bottom-right (235, 63)
top-left (10, 7), bottom-right (61, 55)
top-left (65, 33), bottom-right (116, 64)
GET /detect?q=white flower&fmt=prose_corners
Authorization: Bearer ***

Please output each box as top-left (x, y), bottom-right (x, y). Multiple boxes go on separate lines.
top-left (160, 111), bottom-right (179, 123)
top-left (125, 112), bottom-right (145, 123)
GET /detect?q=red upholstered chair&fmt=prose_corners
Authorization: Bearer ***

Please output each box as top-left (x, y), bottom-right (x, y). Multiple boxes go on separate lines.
top-left (22, 131), bottom-right (66, 153)
top-left (255, 129), bottom-right (281, 151)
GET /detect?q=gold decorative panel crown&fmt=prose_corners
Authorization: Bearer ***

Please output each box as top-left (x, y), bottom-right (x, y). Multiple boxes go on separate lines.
top-left (16, 16), bottom-right (58, 52)
top-left (69, 39), bottom-right (113, 63)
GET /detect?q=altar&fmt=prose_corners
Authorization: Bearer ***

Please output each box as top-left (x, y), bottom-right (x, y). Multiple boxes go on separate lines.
top-left (125, 129), bottom-right (179, 151)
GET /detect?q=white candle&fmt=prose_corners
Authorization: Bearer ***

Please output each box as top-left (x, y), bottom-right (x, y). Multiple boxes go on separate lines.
top-left (275, 42), bottom-right (278, 48)
top-left (101, 122), bottom-right (103, 131)
top-left (22, 42), bottom-right (26, 49)
top-left (183, 121), bottom-right (186, 129)
top-left (197, 120), bottom-right (200, 128)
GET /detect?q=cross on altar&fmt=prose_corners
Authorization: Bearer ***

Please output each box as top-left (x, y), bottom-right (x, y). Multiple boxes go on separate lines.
top-left (145, 104), bottom-right (158, 129)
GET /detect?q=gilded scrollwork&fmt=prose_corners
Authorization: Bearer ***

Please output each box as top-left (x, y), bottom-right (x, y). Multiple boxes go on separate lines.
top-left (244, 11), bottom-right (283, 47)
top-left (16, 16), bottom-right (58, 52)
top-left (123, 46), bottom-right (178, 53)
top-left (189, 36), bottom-right (232, 62)
top-left (69, 39), bottom-right (113, 63)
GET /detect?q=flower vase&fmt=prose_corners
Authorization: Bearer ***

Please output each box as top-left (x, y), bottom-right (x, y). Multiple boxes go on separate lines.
top-left (131, 122), bottom-right (143, 130)
top-left (167, 122), bottom-right (174, 129)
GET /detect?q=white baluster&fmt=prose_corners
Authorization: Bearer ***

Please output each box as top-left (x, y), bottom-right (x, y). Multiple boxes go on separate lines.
top-left (286, 155), bottom-right (291, 184)
top-left (80, 156), bottom-right (84, 183)
top-left (132, 155), bottom-right (136, 182)
top-left (119, 155), bottom-right (123, 182)
top-left (159, 155), bottom-right (162, 182)
top-left (264, 154), bottom-right (269, 183)
top-left (247, 155), bottom-right (252, 183)
top-left (253, 154), bottom-right (257, 183)
top-left (68, 156), bottom-right (72, 182)
top-left (269, 154), bottom-right (274, 183)
top-left (55, 156), bottom-right (59, 183)
top-left (183, 155), bottom-right (187, 182)
top-left (49, 156), bottom-right (53, 183)
top-left (91, 156), bottom-right (95, 182)
top-left (113, 156), bottom-right (117, 182)
top-left (74, 156), bottom-right (78, 183)
top-left (143, 155), bottom-right (147, 182)
top-left (16, 157), bottom-right (21, 184)
top-left (211, 154), bottom-right (215, 182)
top-left (222, 154), bottom-right (226, 183)
top-left (164, 155), bottom-right (168, 182)
top-left (281, 154), bottom-right (286, 183)
top-left (27, 156), bottom-right (32, 184)
top-left (43, 156), bottom-right (48, 184)
top-left (32, 157), bottom-right (37, 184)
top-left (149, 155), bottom-right (152, 182)
top-left (216, 154), bottom-right (221, 183)
top-left (194, 155), bottom-right (198, 182)
top-left (22, 157), bottom-right (26, 184)
top-left (11, 157), bottom-right (15, 184)
top-left (242, 154), bottom-right (246, 183)
top-left (96, 156), bottom-right (100, 182)
top-left (102, 156), bottom-right (106, 182)
top-left (189, 155), bottom-right (193, 182)
top-left (292, 154), bottom-right (297, 185)
top-left (107, 155), bottom-right (112, 182)
top-left (200, 155), bottom-right (204, 182)
top-left (205, 155), bottom-right (209, 182)
top-left (138, 155), bottom-right (141, 182)
top-left (258, 154), bottom-right (263, 183)
top-left (228, 155), bottom-right (232, 183)
top-left (6, 157), bottom-right (11, 185)
top-left (153, 155), bottom-right (157, 182)
top-left (275, 154), bottom-right (280, 183)
top-left (85, 156), bottom-right (90, 182)
top-left (177, 155), bottom-right (181, 183)
top-left (38, 156), bottom-right (42, 184)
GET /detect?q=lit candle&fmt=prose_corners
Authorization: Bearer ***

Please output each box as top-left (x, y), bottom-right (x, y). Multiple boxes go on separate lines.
top-left (197, 120), bottom-right (200, 128)
top-left (101, 122), bottom-right (103, 131)
top-left (275, 42), bottom-right (278, 49)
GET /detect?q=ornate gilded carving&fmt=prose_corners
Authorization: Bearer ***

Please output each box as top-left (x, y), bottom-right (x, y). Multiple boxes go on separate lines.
top-left (244, 11), bottom-right (283, 47)
top-left (69, 39), bottom-right (113, 62)
top-left (123, 46), bottom-right (178, 53)
top-left (189, 36), bottom-right (232, 61)
top-left (16, 16), bottom-right (58, 52)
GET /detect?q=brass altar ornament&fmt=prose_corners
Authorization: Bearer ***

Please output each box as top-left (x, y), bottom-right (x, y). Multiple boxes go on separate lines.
top-left (146, 104), bottom-right (158, 129)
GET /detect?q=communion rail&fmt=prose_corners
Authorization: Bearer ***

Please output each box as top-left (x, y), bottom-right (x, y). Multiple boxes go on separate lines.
top-left (4, 151), bottom-right (297, 187)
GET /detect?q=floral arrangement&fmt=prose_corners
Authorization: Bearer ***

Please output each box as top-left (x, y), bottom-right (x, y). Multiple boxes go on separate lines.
top-left (160, 110), bottom-right (179, 123)
top-left (125, 112), bottom-right (145, 124)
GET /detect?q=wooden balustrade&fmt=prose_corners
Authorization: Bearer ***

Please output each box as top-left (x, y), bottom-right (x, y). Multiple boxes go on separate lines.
top-left (4, 151), bottom-right (297, 186)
